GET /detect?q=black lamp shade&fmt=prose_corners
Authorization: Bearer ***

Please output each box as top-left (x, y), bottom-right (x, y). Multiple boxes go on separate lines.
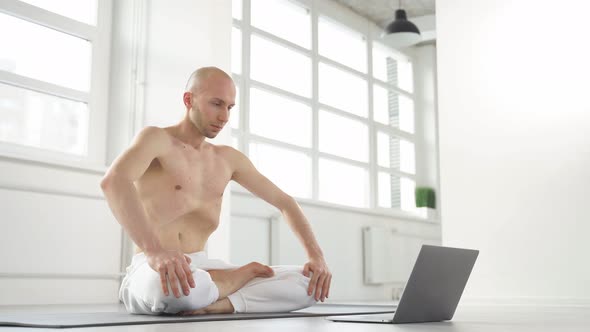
top-left (382, 9), bottom-right (421, 48)
top-left (385, 9), bottom-right (421, 34)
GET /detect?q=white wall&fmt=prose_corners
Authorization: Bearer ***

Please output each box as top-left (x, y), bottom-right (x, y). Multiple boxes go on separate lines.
top-left (437, 0), bottom-right (590, 305)
top-left (0, 158), bottom-right (121, 305)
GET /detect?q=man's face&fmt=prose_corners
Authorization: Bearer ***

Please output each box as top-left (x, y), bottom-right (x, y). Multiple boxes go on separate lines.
top-left (188, 76), bottom-right (236, 138)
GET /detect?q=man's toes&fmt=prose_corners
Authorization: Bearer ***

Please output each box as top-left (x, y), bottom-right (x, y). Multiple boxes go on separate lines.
top-left (255, 265), bottom-right (274, 277)
top-left (247, 262), bottom-right (274, 277)
top-left (263, 265), bottom-right (275, 277)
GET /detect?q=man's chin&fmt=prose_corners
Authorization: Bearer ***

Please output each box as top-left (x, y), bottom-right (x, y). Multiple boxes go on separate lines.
top-left (205, 132), bottom-right (219, 139)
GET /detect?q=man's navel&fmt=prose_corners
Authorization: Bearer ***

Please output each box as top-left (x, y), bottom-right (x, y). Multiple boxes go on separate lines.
top-left (175, 185), bottom-right (182, 190)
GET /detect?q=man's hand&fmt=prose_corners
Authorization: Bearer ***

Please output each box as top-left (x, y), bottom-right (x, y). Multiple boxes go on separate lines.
top-left (303, 256), bottom-right (331, 302)
top-left (146, 250), bottom-right (196, 298)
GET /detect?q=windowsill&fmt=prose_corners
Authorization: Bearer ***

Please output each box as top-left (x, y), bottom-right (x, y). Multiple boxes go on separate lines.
top-left (0, 150), bottom-right (107, 175)
top-left (231, 186), bottom-right (440, 224)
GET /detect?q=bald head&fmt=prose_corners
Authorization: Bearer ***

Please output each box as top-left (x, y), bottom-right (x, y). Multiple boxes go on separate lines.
top-left (184, 67), bottom-right (234, 93)
top-left (181, 67), bottom-right (236, 138)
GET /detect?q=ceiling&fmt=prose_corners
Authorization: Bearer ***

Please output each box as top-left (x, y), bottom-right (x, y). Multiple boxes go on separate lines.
top-left (331, 0), bottom-right (436, 28)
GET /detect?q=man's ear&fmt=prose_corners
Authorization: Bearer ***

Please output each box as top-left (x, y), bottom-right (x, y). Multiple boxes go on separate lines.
top-left (183, 92), bottom-right (192, 108)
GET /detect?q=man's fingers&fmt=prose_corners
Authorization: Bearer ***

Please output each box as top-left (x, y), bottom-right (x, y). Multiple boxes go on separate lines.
top-left (175, 264), bottom-right (190, 296)
top-left (315, 274), bottom-right (327, 301)
top-left (167, 264), bottom-right (181, 298)
top-left (321, 274), bottom-right (331, 301)
top-left (307, 272), bottom-right (319, 297)
top-left (325, 274), bottom-right (332, 299)
top-left (159, 268), bottom-right (169, 296)
top-left (183, 260), bottom-right (195, 288)
top-left (184, 255), bottom-right (192, 264)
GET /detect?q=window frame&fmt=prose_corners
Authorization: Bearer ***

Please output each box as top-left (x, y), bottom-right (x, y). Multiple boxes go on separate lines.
top-left (0, 0), bottom-right (112, 170)
top-left (231, 0), bottom-right (418, 212)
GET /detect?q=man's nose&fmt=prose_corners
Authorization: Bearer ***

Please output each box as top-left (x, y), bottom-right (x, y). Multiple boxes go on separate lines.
top-left (218, 108), bottom-right (230, 122)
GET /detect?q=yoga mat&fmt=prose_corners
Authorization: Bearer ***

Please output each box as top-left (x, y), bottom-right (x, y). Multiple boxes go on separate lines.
top-left (0, 304), bottom-right (396, 329)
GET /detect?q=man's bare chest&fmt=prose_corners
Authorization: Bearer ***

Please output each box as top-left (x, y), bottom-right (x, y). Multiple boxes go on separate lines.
top-left (135, 148), bottom-right (232, 212)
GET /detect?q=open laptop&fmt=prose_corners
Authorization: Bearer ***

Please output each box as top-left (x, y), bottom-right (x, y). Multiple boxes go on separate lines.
top-left (328, 245), bottom-right (479, 324)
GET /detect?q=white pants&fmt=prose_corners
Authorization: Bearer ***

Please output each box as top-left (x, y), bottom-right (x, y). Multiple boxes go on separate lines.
top-left (119, 251), bottom-right (317, 315)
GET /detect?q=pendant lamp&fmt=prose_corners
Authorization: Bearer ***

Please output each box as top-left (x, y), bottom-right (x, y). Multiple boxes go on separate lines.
top-left (381, 0), bottom-right (421, 48)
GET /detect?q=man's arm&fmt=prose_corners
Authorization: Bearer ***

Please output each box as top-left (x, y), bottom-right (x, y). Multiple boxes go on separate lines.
top-left (100, 127), bottom-right (195, 298)
top-left (228, 148), bottom-right (331, 302)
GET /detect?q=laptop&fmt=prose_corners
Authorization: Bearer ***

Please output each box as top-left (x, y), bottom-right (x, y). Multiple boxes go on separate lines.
top-left (328, 245), bottom-right (479, 324)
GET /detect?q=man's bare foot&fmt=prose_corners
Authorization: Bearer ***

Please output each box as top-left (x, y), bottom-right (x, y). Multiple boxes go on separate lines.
top-left (177, 298), bottom-right (234, 316)
top-left (208, 262), bottom-right (274, 299)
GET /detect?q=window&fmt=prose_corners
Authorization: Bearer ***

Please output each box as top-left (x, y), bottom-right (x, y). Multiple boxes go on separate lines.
top-left (251, 0), bottom-right (310, 48)
top-left (319, 62), bottom-right (367, 117)
top-left (232, 27), bottom-right (242, 75)
top-left (230, 85), bottom-right (240, 129)
top-left (318, 15), bottom-right (366, 72)
top-left (249, 87), bottom-right (311, 147)
top-left (377, 131), bottom-right (415, 173)
top-left (250, 34), bottom-right (311, 97)
top-left (373, 42), bottom-right (413, 93)
top-left (0, 13), bottom-right (91, 91)
top-left (378, 173), bottom-right (415, 211)
top-left (319, 158), bottom-right (369, 208)
top-left (232, 0), bottom-right (418, 214)
top-left (0, 84), bottom-right (89, 155)
top-left (319, 110), bottom-right (368, 162)
top-left (249, 142), bottom-right (312, 199)
top-left (17, 0), bottom-right (98, 25)
top-left (0, 0), bottom-right (111, 165)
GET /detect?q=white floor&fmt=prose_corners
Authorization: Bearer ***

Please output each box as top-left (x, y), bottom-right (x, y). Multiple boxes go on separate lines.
top-left (1, 303), bottom-right (589, 332)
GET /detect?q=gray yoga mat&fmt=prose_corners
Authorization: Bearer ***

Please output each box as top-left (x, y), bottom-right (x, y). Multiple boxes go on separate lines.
top-left (0, 304), bottom-right (396, 329)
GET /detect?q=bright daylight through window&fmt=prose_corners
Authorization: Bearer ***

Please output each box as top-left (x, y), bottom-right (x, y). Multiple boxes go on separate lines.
top-left (0, 0), bottom-right (107, 162)
top-left (231, 0), bottom-right (417, 213)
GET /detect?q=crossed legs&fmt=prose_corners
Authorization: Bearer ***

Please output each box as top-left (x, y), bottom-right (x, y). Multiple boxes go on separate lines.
top-left (120, 254), bottom-right (316, 315)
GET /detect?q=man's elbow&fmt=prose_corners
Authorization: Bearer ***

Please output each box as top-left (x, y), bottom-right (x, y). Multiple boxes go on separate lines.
top-left (277, 194), bottom-right (298, 212)
top-left (100, 173), bottom-right (123, 192)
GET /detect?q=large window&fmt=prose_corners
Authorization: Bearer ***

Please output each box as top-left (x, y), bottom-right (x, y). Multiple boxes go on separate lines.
top-left (0, 0), bottom-right (111, 165)
top-left (231, 0), bottom-right (417, 213)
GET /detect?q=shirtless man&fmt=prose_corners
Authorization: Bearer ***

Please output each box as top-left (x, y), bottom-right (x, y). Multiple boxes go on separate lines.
top-left (100, 67), bottom-right (331, 315)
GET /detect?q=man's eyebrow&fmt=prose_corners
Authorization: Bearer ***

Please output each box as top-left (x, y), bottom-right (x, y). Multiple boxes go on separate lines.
top-left (212, 97), bottom-right (235, 107)
top-left (211, 97), bottom-right (226, 104)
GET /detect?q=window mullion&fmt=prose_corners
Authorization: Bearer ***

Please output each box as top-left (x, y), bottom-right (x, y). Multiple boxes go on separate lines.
top-left (311, 0), bottom-right (319, 201)
top-left (373, 122), bottom-right (415, 142)
top-left (89, 0), bottom-right (113, 165)
top-left (241, 0), bottom-right (252, 157)
top-left (249, 80), bottom-right (312, 107)
top-left (1, 0), bottom-right (96, 40)
top-left (367, 26), bottom-right (377, 210)
top-left (0, 71), bottom-right (89, 102)
top-left (373, 78), bottom-right (415, 99)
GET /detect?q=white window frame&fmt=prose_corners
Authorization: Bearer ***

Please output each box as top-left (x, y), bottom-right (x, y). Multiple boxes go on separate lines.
top-left (0, 0), bottom-right (112, 171)
top-left (231, 0), bottom-right (418, 213)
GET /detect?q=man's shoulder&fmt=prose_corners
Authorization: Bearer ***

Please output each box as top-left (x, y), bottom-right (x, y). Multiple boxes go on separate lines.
top-left (135, 126), bottom-right (172, 141)
top-left (214, 144), bottom-right (250, 166)
top-left (214, 144), bottom-right (242, 158)
top-left (137, 125), bottom-right (166, 139)
top-left (132, 126), bottom-right (172, 151)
